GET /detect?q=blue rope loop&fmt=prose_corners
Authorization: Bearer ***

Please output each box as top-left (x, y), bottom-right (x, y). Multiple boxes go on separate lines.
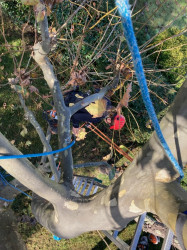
top-left (0, 140), bottom-right (75, 160)
top-left (0, 172), bottom-right (32, 198)
top-left (0, 172), bottom-right (32, 202)
top-left (116, 0), bottom-right (184, 178)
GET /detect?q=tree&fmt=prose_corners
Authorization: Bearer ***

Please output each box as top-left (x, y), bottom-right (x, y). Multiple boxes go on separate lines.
top-left (0, 0), bottom-right (186, 248)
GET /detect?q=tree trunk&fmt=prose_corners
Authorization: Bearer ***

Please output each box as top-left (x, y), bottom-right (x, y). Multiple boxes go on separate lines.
top-left (31, 80), bottom-right (187, 248)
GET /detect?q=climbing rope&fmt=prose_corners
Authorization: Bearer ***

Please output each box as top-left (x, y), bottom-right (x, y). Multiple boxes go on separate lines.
top-left (116, 0), bottom-right (184, 178)
top-left (87, 123), bottom-right (133, 162)
top-left (0, 140), bottom-right (75, 160)
top-left (0, 172), bottom-right (32, 202)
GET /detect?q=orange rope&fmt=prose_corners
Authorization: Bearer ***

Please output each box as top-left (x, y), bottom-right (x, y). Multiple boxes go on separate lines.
top-left (80, 123), bottom-right (86, 129)
top-left (90, 123), bottom-right (133, 156)
top-left (87, 123), bottom-right (133, 162)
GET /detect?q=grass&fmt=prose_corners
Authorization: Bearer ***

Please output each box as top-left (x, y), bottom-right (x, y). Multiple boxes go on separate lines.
top-left (11, 194), bottom-right (164, 250)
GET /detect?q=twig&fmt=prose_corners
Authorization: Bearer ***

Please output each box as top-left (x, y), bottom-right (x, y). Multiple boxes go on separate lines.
top-left (0, 5), bottom-right (17, 71)
top-left (141, 43), bottom-right (187, 61)
top-left (57, 0), bottom-right (87, 35)
top-left (89, 7), bottom-right (117, 30)
top-left (144, 64), bottom-right (187, 73)
top-left (141, 28), bottom-right (187, 55)
top-left (85, 10), bottom-right (117, 67)
top-left (131, 0), bottom-right (138, 13)
top-left (97, 230), bottom-right (112, 250)
top-left (68, 0), bottom-right (92, 18)
top-left (70, 24), bottom-right (86, 73)
top-left (135, 0), bottom-right (168, 38)
top-left (18, 10), bottom-right (31, 70)
top-left (140, 5), bottom-right (187, 52)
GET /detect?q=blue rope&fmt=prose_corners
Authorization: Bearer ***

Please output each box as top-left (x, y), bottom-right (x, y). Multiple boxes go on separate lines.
top-left (0, 172), bottom-right (32, 200)
top-left (116, 0), bottom-right (184, 178)
top-left (0, 196), bottom-right (14, 202)
top-left (0, 140), bottom-right (75, 160)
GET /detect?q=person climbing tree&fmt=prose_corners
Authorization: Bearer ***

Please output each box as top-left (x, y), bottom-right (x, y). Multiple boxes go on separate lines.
top-left (46, 87), bottom-right (126, 135)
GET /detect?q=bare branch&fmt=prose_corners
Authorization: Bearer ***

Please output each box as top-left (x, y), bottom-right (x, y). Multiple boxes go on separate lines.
top-left (0, 132), bottom-right (63, 203)
top-left (0, 5), bottom-right (17, 71)
top-left (141, 28), bottom-right (187, 55)
top-left (33, 14), bottom-right (74, 183)
top-left (140, 5), bottom-right (187, 52)
top-left (56, 0), bottom-right (87, 35)
top-left (70, 75), bottom-right (120, 116)
top-left (16, 91), bottom-right (60, 182)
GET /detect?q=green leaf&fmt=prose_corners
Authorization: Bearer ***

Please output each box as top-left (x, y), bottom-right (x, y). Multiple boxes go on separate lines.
top-left (20, 125), bottom-right (28, 137)
top-left (119, 145), bottom-right (128, 152)
top-left (25, 140), bottom-right (32, 147)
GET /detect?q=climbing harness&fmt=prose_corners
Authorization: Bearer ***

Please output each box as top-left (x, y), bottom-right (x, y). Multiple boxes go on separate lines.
top-left (116, 0), bottom-right (184, 178)
top-left (43, 110), bottom-right (58, 134)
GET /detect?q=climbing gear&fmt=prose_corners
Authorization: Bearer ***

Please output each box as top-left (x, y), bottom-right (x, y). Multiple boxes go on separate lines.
top-left (148, 234), bottom-right (160, 244)
top-left (43, 110), bottom-right (58, 134)
top-left (87, 123), bottom-right (133, 161)
top-left (116, 0), bottom-right (183, 178)
top-left (110, 115), bottom-right (126, 130)
top-left (0, 139), bottom-right (75, 160)
top-left (49, 110), bottom-right (58, 120)
top-left (48, 119), bottom-right (58, 134)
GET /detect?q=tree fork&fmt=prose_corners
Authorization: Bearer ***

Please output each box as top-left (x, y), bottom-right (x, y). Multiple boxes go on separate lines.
top-left (30, 81), bottom-right (187, 247)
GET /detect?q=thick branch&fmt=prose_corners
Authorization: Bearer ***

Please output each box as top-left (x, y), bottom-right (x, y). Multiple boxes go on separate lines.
top-left (0, 133), bottom-right (66, 203)
top-left (33, 15), bottom-right (74, 183)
